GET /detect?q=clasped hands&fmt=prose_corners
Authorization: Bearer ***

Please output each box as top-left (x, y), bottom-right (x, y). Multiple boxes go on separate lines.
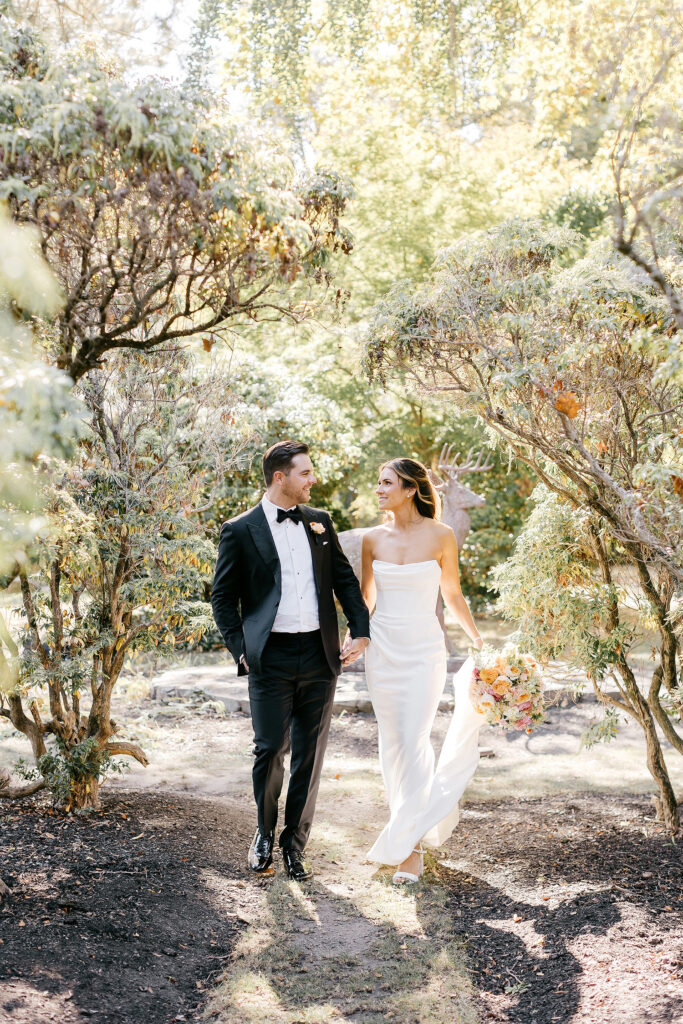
top-left (340, 634), bottom-right (369, 666)
top-left (240, 635), bottom-right (369, 672)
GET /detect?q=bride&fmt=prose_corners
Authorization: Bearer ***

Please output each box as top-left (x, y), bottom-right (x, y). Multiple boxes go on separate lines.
top-left (360, 457), bottom-right (485, 884)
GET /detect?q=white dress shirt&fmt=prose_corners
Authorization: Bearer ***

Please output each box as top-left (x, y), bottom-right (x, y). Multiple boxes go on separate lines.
top-left (261, 495), bottom-right (319, 633)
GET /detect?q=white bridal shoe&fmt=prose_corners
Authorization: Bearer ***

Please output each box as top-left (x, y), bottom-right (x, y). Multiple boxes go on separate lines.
top-left (392, 845), bottom-right (424, 885)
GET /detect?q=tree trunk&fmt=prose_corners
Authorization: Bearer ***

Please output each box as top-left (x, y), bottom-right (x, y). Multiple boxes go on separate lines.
top-left (0, 768), bottom-right (46, 800)
top-left (616, 657), bottom-right (680, 833)
top-left (642, 715), bottom-right (679, 832)
top-left (68, 775), bottom-right (101, 812)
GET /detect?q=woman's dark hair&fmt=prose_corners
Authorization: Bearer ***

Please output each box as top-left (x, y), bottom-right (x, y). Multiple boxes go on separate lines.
top-left (262, 440), bottom-right (310, 486)
top-left (380, 457), bottom-right (441, 520)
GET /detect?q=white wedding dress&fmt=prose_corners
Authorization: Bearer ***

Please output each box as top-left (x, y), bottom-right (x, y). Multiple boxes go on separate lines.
top-left (365, 559), bottom-right (485, 865)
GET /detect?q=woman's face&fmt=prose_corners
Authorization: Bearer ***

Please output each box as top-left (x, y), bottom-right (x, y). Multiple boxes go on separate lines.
top-left (376, 466), bottom-right (414, 512)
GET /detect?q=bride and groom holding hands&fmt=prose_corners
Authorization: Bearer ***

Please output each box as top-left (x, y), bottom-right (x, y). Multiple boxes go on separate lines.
top-left (211, 439), bottom-right (485, 885)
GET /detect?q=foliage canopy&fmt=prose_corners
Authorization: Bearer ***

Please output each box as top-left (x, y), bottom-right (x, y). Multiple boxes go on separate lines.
top-left (0, 18), bottom-right (353, 380)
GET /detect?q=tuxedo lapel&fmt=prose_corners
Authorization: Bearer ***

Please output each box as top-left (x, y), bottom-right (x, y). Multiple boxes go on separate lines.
top-left (246, 505), bottom-right (281, 584)
top-left (300, 506), bottom-right (324, 596)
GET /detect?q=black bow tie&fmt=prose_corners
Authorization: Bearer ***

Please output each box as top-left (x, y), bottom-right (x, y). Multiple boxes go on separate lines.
top-left (276, 507), bottom-right (303, 525)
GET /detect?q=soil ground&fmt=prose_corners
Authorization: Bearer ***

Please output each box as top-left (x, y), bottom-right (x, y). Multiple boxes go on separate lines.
top-left (0, 791), bottom-right (250, 1024)
top-left (1, 684), bottom-right (682, 1024)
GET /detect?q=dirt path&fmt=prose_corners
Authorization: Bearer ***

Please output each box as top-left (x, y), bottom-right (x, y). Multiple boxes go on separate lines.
top-left (1, 695), bottom-right (682, 1024)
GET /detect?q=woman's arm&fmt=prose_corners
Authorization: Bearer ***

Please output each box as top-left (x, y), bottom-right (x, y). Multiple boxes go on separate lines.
top-left (439, 527), bottom-right (483, 650)
top-left (360, 532), bottom-right (377, 613)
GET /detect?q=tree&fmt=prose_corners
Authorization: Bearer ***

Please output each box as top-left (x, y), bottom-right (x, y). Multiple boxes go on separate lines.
top-left (219, 0), bottom-right (521, 128)
top-left (2, 0), bottom-right (183, 59)
top-left (610, 43), bottom-right (683, 331)
top-left (0, 210), bottom-right (83, 580)
top-left (215, 0), bottom-right (560, 318)
top-left (365, 218), bottom-right (683, 829)
top-left (214, 0), bottom-right (683, 319)
top-left (493, 485), bottom-right (681, 828)
top-left (2, 347), bottom-right (249, 809)
top-left (0, 17), bottom-right (353, 382)
top-left (514, 0), bottom-right (683, 327)
top-left (0, 209), bottom-right (83, 811)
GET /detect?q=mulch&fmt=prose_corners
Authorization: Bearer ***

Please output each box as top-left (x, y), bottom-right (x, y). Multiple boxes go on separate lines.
top-left (1, 788), bottom-right (681, 1024)
top-left (433, 792), bottom-right (683, 1024)
top-left (0, 792), bottom-right (253, 1024)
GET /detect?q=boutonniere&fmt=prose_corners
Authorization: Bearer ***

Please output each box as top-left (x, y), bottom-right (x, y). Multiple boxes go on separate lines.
top-left (309, 521), bottom-right (325, 535)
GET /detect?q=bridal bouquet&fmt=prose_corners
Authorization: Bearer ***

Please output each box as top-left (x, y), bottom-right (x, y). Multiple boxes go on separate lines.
top-left (469, 645), bottom-right (545, 733)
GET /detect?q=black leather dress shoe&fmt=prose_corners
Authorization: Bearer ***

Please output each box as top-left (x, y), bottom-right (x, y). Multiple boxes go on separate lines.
top-left (248, 829), bottom-right (274, 872)
top-left (282, 848), bottom-right (313, 881)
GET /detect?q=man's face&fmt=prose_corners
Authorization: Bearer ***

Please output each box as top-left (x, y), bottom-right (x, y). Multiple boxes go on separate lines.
top-left (277, 453), bottom-right (317, 505)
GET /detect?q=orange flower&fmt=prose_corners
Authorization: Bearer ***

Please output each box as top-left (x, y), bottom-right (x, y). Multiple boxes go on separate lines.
top-left (479, 667), bottom-right (499, 685)
top-left (493, 678), bottom-right (511, 695)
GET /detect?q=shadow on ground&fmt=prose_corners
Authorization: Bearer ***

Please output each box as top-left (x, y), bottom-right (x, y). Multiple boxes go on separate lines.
top-left (431, 792), bottom-right (682, 1024)
top-left (203, 866), bottom-right (479, 1024)
top-left (0, 791), bottom-right (252, 1024)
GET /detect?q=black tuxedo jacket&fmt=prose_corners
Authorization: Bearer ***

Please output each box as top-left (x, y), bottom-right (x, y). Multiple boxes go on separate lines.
top-left (211, 502), bottom-right (370, 677)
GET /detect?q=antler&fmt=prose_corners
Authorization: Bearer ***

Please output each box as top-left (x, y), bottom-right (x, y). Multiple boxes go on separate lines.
top-left (437, 444), bottom-right (494, 478)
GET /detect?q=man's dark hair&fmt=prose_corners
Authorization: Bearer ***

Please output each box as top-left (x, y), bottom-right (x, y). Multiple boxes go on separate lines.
top-left (262, 440), bottom-right (310, 486)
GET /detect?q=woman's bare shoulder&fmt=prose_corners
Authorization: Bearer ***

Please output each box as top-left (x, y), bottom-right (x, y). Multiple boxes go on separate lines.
top-left (429, 520), bottom-right (458, 552)
top-left (361, 525), bottom-right (387, 547)
top-left (427, 519), bottom-right (454, 539)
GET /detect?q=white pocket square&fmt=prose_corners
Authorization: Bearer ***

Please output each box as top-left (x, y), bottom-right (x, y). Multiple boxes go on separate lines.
top-left (323, 540), bottom-right (329, 545)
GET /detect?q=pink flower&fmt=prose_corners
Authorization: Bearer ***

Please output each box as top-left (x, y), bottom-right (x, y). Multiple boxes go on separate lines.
top-left (518, 701), bottom-right (532, 711)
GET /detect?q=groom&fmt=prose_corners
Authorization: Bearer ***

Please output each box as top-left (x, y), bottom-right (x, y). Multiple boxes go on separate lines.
top-left (211, 440), bottom-right (369, 881)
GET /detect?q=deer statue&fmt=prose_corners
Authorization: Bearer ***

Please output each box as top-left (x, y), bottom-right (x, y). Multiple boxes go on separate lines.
top-left (431, 444), bottom-right (494, 548)
top-left (337, 444), bottom-right (493, 655)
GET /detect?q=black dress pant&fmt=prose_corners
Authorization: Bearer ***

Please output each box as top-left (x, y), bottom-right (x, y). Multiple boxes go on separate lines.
top-left (247, 629), bottom-right (336, 853)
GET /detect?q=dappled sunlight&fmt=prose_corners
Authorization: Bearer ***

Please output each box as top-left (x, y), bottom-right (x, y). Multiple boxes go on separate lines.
top-left (393, 945), bottom-right (478, 1024)
top-left (318, 770), bottom-right (384, 800)
top-left (232, 927), bottom-right (273, 959)
top-left (0, 980), bottom-right (85, 1024)
top-left (222, 972), bottom-right (290, 1022)
top-left (467, 743), bottom-right (683, 802)
top-left (311, 820), bottom-right (382, 861)
top-left (200, 857), bottom-right (479, 1024)
top-left (203, 874), bottom-right (479, 1024)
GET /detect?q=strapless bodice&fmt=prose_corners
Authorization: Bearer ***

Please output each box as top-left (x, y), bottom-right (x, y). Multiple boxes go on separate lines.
top-left (372, 559), bottom-right (441, 622)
